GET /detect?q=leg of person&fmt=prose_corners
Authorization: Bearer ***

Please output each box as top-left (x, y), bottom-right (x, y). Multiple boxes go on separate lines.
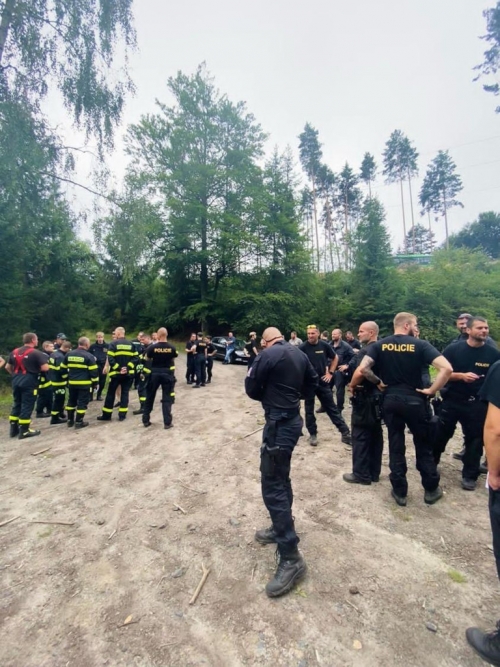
top-left (75, 387), bottom-right (91, 429)
top-left (36, 387), bottom-right (52, 417)
top-left (96, 365), bottom-right (106, 400)
top-left (334, 371), bottom-right (346, 413)
top-left (50, 388), bottom-right (67, 424)
top-left (406, 398), bottom-right (442, 504)
top-left (134, 375), bottom-right (148, 414)
top-left (118, 376), bottom-right (133, 421)
top-left (345, 423), bottom-right (372, 484)
top-left (9, 382), bottom-right (22, 438)
top-left (193, 356), bottom-right (202, 387)
top-left (461, 400), bottom-right (488, 490)
top-left (466, 487), bottom-right (500, 664)
top-left (18, 384), bottom-right (40, 439)
top-left (317, 384), bottom-right (351, 443)
top-left (369, 423), bottom-right (384, 482)
top-left (382, 395), bottom-right (409, 505)
top-left (206, 358), bottom-right (213, 383)
top-left (159, 374), bottom-right (175, 428)
top-left (432, 400), bottom-right (460, 464)
top-left (142, 374), bottom-right (159, 427)
top-left (304, 394), bottom-right (318, 445)
top-left (199, 358), bottom-right (206, 386)
top-left (66, 385), bottom-right (79, 427)
top-left (98, 376), bottom-right (119, 421)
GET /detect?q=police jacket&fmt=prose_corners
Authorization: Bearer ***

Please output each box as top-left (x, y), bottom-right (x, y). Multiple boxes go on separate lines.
top-left (331, 340), bottom-right (355, 366)
top-left (61, 349), bottom-right (99, 386)
top-left (48, 349), bottom-right (67, 388)
top-left (89, 341), bottom-right (108, 365)
top-left (245, 340), bottom-right (318, 414)
top-left (107, 338), bottom-right (139, 377)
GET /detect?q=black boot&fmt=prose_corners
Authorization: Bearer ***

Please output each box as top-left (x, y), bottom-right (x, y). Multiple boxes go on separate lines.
top-left (453, 445), bottom-right (466, 461)
top-left (118, 414), bottom-right (127, 422)
top-left (75, 420), bottom-right (89, 429)
top-left (133, 408), bottom-right (144, 415)
top-left (18, 424), bottom-right (41, 440)
top-left (343, 472), bottom-right (371, 485)
top-left (341, 432), bottom-right (352, 446)
top-left (466, 621), bottom-right (500, 667)
top-left (9, 422), bottom-right (19, 438)
top-left (97, 414), bottom-right (111, 422)
top-left (67, 418), bottom-right (75, 428)
top-left (265, 549), bottom-right (307, 598)
top-left (255, 526), bottom-right (277, 544)
top-left (50, 415), bottom-right (67, 424)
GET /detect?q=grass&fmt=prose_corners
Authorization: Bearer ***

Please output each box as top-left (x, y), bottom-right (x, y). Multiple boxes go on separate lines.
top-left (447, 568), bottom-right (467, 584)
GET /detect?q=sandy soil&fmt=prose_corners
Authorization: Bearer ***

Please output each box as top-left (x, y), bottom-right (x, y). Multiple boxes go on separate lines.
top-left (0, 356), bottom-right (497, 667)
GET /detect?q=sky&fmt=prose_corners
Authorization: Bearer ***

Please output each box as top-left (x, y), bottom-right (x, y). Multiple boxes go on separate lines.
top-left (66, 0), bottom-right (500, 249)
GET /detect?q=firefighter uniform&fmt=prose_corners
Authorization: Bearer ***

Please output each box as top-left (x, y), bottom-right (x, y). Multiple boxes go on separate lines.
top-left (134, 351), bottom-right (152, 413)
top-left (88, 340), bottom-right (109, 399)
top-left (48, 348), bottom-right (68, 424)
top-left (98, 338), bottom-right (138, 421)
top-left (8, 345), bottom-right (48, 439)
top-left (61, 348), bottom-right (99, 428)
top-left (35, 353), bottom-right (53, 417)
top-left (142, 341), bottom-right (178, 428)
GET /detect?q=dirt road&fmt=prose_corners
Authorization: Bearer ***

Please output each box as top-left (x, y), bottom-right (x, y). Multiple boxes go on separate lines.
top-left (0, 356), bottom-right (496, 666)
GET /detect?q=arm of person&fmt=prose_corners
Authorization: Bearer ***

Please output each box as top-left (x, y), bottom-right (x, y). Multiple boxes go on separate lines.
top-left (0, 356), bottom-right (5, 370)
top-left (301, 358), bottom-right (319, 399)
top-left (40, 362), bottom-right (49, 373)
top-left (449, 371), bottom-right (481, 383)
top-left (358, 354), bottom-right (384, 388)
top-left (244, 354), bottom-right (269, 401)
top-left (485, 403), bottom-right (500, 490)
top-left (417, 355), bottom-right (452, 396)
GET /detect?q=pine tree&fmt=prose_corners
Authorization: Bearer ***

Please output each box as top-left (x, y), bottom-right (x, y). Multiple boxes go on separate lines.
top-left (298, 123), bottom-right (323, 272)
top-left (359, 152), bottom-right (377, 198)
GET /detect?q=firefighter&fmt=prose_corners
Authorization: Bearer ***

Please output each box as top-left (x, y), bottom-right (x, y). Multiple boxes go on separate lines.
top-left (97, 327), bottom-right (138, 422)
top-left (133, 333), bottom-right (152, 415)
top-left (5, 333), bottom-right (49, 439)
top-left (49, 340), bottom-right (72, 424)
top-left (61, 337), bottom-right (99, 429)
top-left (35, 340), bottom-right (54, 418)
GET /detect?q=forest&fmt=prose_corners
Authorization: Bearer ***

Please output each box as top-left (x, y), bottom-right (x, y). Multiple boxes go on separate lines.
top-left (1, 1), bottom-right (500, 354)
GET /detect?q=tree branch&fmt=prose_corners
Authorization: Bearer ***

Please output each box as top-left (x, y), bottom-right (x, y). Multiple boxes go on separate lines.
top-left (41, 171), bottom-right (118, 204)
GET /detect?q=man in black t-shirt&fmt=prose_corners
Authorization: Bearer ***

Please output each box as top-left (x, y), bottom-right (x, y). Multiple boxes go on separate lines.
top-left (185, 333), bottom-right (196, 384)
top-left (434, 316), bottom-right (500, 490)
top-left (466, 360), bottom-right (500, 664)
top-left (358, 312), bottom-right (452, 507)
top-left (245, 332), bottom-right (259, 368)
top-left (205, 335), bottom-right (216, 383)
top-left (299, 325), bottom-right (351, 446)
top-left (346, 331), bottom-right (361, 351)
top-left (330, 329), bottom-right (355, 414)
top-left (142, 328), bottom-right (178, 429)
top-left (192, 332), bottom-right (207, 387)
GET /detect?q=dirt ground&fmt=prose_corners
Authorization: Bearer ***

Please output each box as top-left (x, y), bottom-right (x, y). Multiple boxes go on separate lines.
top-left (0, 355), bottom-right (498, 667)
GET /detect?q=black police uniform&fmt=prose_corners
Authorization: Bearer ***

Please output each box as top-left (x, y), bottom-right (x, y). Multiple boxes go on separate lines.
top-left (49, 348), bottom-right (68, 423)
top-left (89, 340), bottom-right (109, 399)
top-left (245, 339), bottom-right (258, 369)
top-left (206, 343), bottom-right (216, 383)
top-left (8, 345), bottom-right (48, 438)
top-left (347, 338), bottom-right (361, 351)
top-left (135, 350), bottom-right (152, 411)
top-left (347, 344), bottom-right (384, 483)
top-left (331, 339), bottom-right (355, 412)
top-left (185, 340), bottom-right (196, 384)
top-left (193, 339), bottom-right (207, 387)
top-left (433, 341), bottom-right (500, 483)
top-left (142, 342), bottom-right (178, 427)
top-left (452, 332), bottom-right (498, 348)
top-left (61, 348), bottom-right (99, 426)
top-left (299, 340), bottom-right (350, 439)
top-left (245, 340), bottom-right (318, 557)
top-left (99, 338), bottom-right (138, 421)
top-left (35, 351), bottom-right (53, 417)
top-left (368, 335), bottom-right (441, 499)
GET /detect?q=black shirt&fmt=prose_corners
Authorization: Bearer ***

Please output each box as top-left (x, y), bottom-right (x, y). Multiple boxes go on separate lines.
top-left (206, 343), bottom-right (216, 356)
top-left (299, 340), bottom-right (336, 384)
top-left (479, 360), bottom-right (500, 408)
top-left (368, 334), bottom-right (440, 394)
top-left (452, 332), bottom-right (498, 349)
top-left (347, 338), bottom-right (361, 350)
top-left (194, 340), bottom-right (207, 356)
top-left (8, 346), bottom-right (47, 376)
top-left (331, 339), bottom-right (355, 366)
top-left (442, 341), bottom-right (500, 400)
top-left (89, 341), bottom-right (109, 365)
top-left (145, 342), bottom-right (178, 372)
top-left (245, 340), bottom-right (258, 359)
top-left (348, 344), bottom-right (379, 395)
top-left (245, 340), bottom-right (318, 414)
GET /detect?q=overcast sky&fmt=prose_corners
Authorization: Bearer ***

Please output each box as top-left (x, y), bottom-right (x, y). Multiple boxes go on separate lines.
top-left (70, 0), bottom-right (500, 249)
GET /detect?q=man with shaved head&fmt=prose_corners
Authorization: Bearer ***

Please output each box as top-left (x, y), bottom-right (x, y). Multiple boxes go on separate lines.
top-left (141, 328), bottom-right (178, 429)
top-left (245, 326), bottom-right (318, 598)
top-left (344, 321), bottom-right (384, 486)
top-left (98, 327), bottom-right (138, 422)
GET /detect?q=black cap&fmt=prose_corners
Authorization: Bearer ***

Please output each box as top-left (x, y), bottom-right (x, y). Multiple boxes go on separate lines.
top-left (56, 333), bottom-right (67, 339)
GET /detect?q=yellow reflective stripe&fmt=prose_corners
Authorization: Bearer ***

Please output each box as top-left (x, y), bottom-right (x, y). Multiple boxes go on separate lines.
top-left (51, 411), bottom-right (60, 416)
top-left (170, 392), bottom-right (175, 397)
top-left (88, 364), bottom-right (98, 371)
top-left (102, 407), bottom-right (113, 413)
top-left (9, 416), bottom-right (19, 422)
top-left (68, 380), bottom-right (92, 385)
top-left (60, 363), bottom-right (68, 369)
top-left (91, 378), bottom-right (99, 383)
top-left (169, 366), bottom-right (175, 370)
top-left (76, 410), bottom-right (86, 414)
top-left (67, 363), bottom-right (89, 369)
top-left (109, 371), bottom-right (118, 377)
top-left (118, 407), bottom-right (128, 412)
top-left (66, 406), bottom-right (75, 411)
top-left (33, 389), bottom-right (38, 396)
top-left (19, 419), bottom-right (31, 425)
top-left (51, 381), bottom-right (66, 387)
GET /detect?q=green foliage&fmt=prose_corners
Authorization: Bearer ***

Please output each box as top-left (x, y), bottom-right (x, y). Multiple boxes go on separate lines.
top-left (383, 130), bottom-right (418, 184)
top-left (449, 211), bottom-right (500, 258)
top-left (475, 2), bottom-right (500, 112)
top-left (402, 223), bottom-right (435, 254)
top-left (359, 152), bottom-right (377, 196)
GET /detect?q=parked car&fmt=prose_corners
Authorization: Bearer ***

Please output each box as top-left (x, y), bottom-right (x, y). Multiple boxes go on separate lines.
top-left (211, 337), bottom-right (249, 364)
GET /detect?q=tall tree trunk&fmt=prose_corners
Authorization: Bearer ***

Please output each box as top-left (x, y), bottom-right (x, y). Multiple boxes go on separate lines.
top-left (407, 169), bottom-right (416, 253)
top-left (368, 179), bottom-right (372, 199)
top-left (0, 0), bottom-right (15, 66)
top-left (427, 211), bottom-right (433, 250)
top-left (443, 191), bottom-right (449, 250)
top-left (312, 175), bottom-right (320, 272)
top-left (399, 176), bottom-right (407, 246)
top-left (344, 186), bottom-right (349, 270)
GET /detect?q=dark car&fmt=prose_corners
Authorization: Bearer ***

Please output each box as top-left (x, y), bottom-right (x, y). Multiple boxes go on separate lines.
top-left (211, 337), bottom-right (249, 364)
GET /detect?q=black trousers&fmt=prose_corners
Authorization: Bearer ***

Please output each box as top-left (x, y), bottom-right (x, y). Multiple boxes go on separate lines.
top-left (352, 422), bottom-right (384, 483)
top-left (143, 372), bottom-right (175, 426)
top-left (260, 412), bottom-right (302, 556)
top-left (67, 384), bottom-right (92, 422)
top-left (194, 355), bottom-right (206, 386)
top-left (333, 370), bottom-right (347, 412)
top-left (206, 358), bottom-right (213, 381)
top-left (304, 383), bottom-right (349, 436)
top-left (10, 378), bottom-right (37, 427)
top-left (382, 393), bottom-right (439, 497)
top-left (490, 488), bottom-right (500, 579)
top-left (136, 373), bottom-right (150, 407)
top-left (102, 374), bottom-right (134, 418)
top-left (51, 387), bottom-right (67, 417)
top-left (96, 364), bottom-right (107, 398)
top-left (36, 387), bottom-right (53, 414)
top-left (433, 398), bottom-right (487, 481)
top-left (186, 355), bottom-right (195, 383)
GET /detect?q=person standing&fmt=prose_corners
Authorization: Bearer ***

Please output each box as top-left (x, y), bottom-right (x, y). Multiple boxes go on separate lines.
top-left (345, 330), bottom-right (361, 351)
top-left (61, 337), bottom-right (99, 429)
top-left (205, 335), bottom-right (216, 383)
top-left (53, 333), bottom-right (67, 351)
top-left (193, 332), bottom-right (207, 388)
top-left (49, 340), bottom-right (71, 424)
top-left (5, 333), bottom-right (49, 439)
top-left (89, 332), bottom-right (109, 401)
top-left (452, 312), bottom-right (497, 348)
top-left (142, 328), bottom-right (177, 429)
top-left (433, 317), bottom-right (500, 490)
top-left (97, 327), bottom-right (138, 422)
top-left (224, 331), bottom-right (236, 364)
top-left (330, 329), bottom-right (355, 414)
top-left (289, 331), bottom-right (303, 346)
top-left (133, 333), bottom-right (152, 414)
top-left (245, 332), bottom-right (259, 368)
top-left (466, 359), bottom-right (500, 665)
top-left (245, 327), bottom-right (318, 597)
top-left (299, 325), bottom-right (351, 446)
top-left (358, 312), bottom-right (452, 506)
top-left (343, 321), bottom-right (384, 485)
top-left (35, 340), bottom-right (54, 418)
top-left (185, 333), bottom-right (196, 384)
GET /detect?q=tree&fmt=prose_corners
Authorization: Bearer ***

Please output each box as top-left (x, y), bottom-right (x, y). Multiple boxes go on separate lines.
top-left (402, 223), bottom-right (435, 254)
top-left (475, 2), bottom-right (500, 113)
top-left (336, 163), bottom-right (362, 270)
top-left (419, 150), bottom-right (463, 250)
top-left (382, 130), bottom-right (419, 249)
top-left (359, 152), bottom-right (377, 198)
top-left (316, 163), bottom-right (340, 271)
top-left (449, 211), bottom-right (500, 258)
top-left (298, 123), bottom-right (323, 272)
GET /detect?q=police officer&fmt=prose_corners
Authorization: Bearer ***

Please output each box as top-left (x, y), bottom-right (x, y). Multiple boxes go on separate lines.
top-left (192, 332), bottom-right (207, 387)
top-left (49, 340), bottom-right (71, 424)
top-left (61, 337), bottom-right (99, 428)
top-left (245, 327), bottom-right (318, 598)
top-left (330, 328), bottom-right (355, 414)
top-left (133, 333), bottom-right (152, 414)
top-left (142, 328), bottom-right (177, 429)
top-left (97, 327), bottom-right (138, 422)
top-left (89, 332), bottom-right (109, 400)
top-left (245, 332), bottom-right (259, 368)
top-left (343, 321), bottom-right (383, 485)
top-left (358, 312), bottom-right (452, 506)
top-left (453, 312), bottom-right (498, 348)
top-left (6, 333), bottom-right (50, 439)
top-left (185, 333), bottom-right (197, 384)
top-left (434, 317), bottom-right (500, 490)
top-left (35, 340), bottom-right (54, 418)
top-left (299, 325), bottom-right (351, 446)
top-left (345, 330), bottom-right (361, 351)
top-left (466, 359), bottom-right (500, 664)
top-left (205, 335), bottom-right (216, 384)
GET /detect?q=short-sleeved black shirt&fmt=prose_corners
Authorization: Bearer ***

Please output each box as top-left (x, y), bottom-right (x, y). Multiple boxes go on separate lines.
top-left (479, 360), bottom-right (500, 408)
top-left (442, 341), bottom-right (500, 400)
top-left (299, 340), bottom-right (336, 382)
top-left (206, 343), bottom-right (216, 356)
top-left (8, 345), bottom-right (48, 375)
top-left (347, 338), bottom-right (361, 350)
top-left (145, 342), bottom-right (178, 372)
top-left (245, 340), bottom-right (258, 359)
top-left (368, 334), bottom-right (440, 394)
top-left (194, 340), bottom-right (207, 355)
